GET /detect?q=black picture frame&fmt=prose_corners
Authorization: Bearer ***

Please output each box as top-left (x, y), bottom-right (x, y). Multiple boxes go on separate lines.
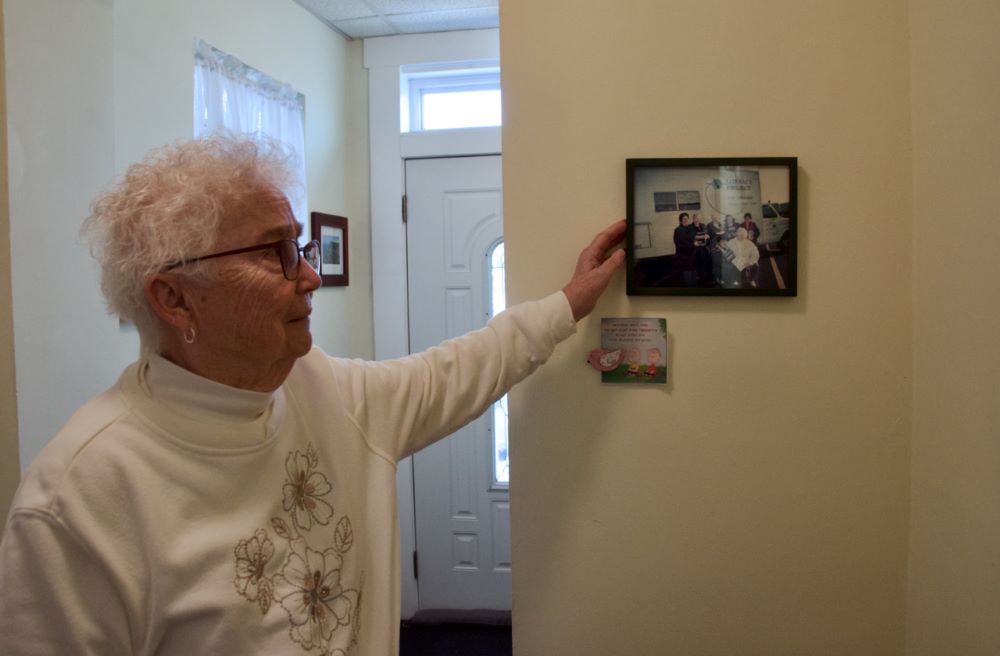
top-left (310, 212), bottom-right (349, 287)
top-left (626, 157), bottom-right (798, 296)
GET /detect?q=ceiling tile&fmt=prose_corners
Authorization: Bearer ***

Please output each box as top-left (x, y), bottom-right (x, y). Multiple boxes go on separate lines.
top-left (332, 16), bottom-right (399, 39)
top-left (386, 7), bottom-right (498, 32)
top-left (294, 0), bottom-right (378, 21)
top-left (295, 0), bottom-right (500, 38)
top-left (370, 0), bottom-right (497, 16)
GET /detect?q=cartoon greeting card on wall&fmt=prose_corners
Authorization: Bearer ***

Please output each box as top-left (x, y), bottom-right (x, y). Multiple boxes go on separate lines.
top-left (590, 318), bottom-right (668, 384)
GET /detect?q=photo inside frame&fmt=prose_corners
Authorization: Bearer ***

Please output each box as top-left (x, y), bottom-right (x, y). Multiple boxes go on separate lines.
top-left (627, 159), bottom-right (796, 297)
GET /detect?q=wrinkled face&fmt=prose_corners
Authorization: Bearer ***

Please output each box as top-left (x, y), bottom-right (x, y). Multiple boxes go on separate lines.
top-left (190, 188), bottom-right (321, 374)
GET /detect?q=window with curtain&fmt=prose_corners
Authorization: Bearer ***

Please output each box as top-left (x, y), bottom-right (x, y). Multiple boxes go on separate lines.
top-left (193, 39), bottom-right (308, 225)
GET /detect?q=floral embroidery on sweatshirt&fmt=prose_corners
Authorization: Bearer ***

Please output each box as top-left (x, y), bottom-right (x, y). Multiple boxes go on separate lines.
top-left (234, 444), bottom-right (363, 654)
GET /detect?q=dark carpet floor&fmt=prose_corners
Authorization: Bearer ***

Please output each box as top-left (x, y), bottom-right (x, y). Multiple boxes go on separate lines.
top-left (399, 609), bottom-right (512, 656)
top-left (399, 623), bottom-right (512, 656)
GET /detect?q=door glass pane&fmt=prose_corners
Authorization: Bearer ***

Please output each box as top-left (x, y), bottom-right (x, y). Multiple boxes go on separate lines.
top-left (489, 242), bottom-right (509, 486)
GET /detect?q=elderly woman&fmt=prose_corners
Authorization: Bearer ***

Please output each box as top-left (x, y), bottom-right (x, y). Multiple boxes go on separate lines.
top-left (0, 137), bottom-right (624, 655)
top-left (721, 226), bottom-right (761, 288)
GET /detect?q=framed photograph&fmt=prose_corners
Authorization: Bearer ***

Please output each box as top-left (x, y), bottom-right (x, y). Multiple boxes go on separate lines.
top-left (626, 157), bottom-right (797, 296)
top-left (310, 212), bottom-right (349, 287)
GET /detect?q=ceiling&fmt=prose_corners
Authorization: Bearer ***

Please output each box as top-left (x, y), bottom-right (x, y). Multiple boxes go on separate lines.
top-left (292, 0), bottom-right (499, 40)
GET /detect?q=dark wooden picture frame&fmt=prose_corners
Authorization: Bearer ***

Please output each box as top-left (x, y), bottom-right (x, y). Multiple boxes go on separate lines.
top-left (626, 157), bottom-right (797, 296)
top-left (310, 212), bottom-right (349, 287)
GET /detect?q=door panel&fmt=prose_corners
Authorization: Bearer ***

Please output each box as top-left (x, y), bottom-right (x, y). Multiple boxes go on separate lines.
top-left (405, 155), bottom-right (509, 610)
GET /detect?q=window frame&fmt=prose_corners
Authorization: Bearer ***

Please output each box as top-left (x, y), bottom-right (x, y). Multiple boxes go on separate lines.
top-left (401, 61), bottom-right (501, 132)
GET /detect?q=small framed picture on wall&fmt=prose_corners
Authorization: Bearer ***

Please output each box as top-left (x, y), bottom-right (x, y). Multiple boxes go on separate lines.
top-left (310, 212), bottom-right (349, 287)
top-left (626, 157), bottom-right (798, 296)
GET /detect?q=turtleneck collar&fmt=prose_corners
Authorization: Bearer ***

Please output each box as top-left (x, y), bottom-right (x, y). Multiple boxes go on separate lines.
top-left (144, 353), bottom-right (274, 421)
top-left (120, 352), bottom-right (287, 452)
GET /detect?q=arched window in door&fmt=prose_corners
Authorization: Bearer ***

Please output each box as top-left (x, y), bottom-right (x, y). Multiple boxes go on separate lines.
top-left (488, 241), bottom-right (509, 486)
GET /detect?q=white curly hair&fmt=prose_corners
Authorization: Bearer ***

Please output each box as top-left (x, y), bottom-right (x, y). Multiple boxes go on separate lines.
top-left (83, 135), bottom-right (296, 344)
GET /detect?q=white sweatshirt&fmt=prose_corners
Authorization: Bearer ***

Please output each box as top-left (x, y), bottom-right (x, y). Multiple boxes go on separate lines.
top-left (0, 291), bottom-right (576, 656)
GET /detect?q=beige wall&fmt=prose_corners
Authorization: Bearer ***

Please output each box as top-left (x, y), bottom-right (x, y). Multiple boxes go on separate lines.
top-left (5, 0), bottom-right (120, 473)
top-left (0, 7), bottom-right (21, 535)
top-left (906, 0), bottom-right (1000, 654)
top-left (501, 1), bottom-right (912, 654)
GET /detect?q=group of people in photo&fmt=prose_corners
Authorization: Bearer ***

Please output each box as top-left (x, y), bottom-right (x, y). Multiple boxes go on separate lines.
top-left (673, 211), bottom-right (761, 288)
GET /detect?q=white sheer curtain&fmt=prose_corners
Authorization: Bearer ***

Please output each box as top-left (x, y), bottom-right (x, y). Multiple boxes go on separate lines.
top-left (194, 39), bottom-right (308, 225)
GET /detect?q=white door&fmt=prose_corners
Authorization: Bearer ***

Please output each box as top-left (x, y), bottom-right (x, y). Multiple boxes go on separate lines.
top-left (405, 155), bottom-right (510, 610)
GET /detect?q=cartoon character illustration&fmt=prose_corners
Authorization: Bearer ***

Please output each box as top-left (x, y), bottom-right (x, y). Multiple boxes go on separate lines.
top-left (645, 347), bottom-right (661, 377)
top-left (625, 348), bottom-right (642, 376)
top-left (588, 348), bottom-right (623, 372)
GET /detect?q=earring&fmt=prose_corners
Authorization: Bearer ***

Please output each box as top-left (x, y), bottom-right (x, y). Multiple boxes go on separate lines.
top-left (183, 326), bottom-right (196, 344)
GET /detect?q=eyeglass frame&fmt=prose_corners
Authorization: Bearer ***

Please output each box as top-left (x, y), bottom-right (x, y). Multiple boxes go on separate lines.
top-left (163, 238), bottom-right (321, 281)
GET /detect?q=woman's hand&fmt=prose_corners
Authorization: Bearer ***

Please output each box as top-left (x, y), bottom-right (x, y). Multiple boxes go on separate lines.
top-left (562, 220), bottom-right (627, 321)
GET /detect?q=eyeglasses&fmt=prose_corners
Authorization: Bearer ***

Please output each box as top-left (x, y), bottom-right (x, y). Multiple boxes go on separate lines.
top-left (165, 239), bottom-right (321, 281)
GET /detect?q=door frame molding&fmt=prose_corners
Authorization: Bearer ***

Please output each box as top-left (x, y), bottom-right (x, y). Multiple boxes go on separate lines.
top-left (364, 29), bottom-right (500, 620)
